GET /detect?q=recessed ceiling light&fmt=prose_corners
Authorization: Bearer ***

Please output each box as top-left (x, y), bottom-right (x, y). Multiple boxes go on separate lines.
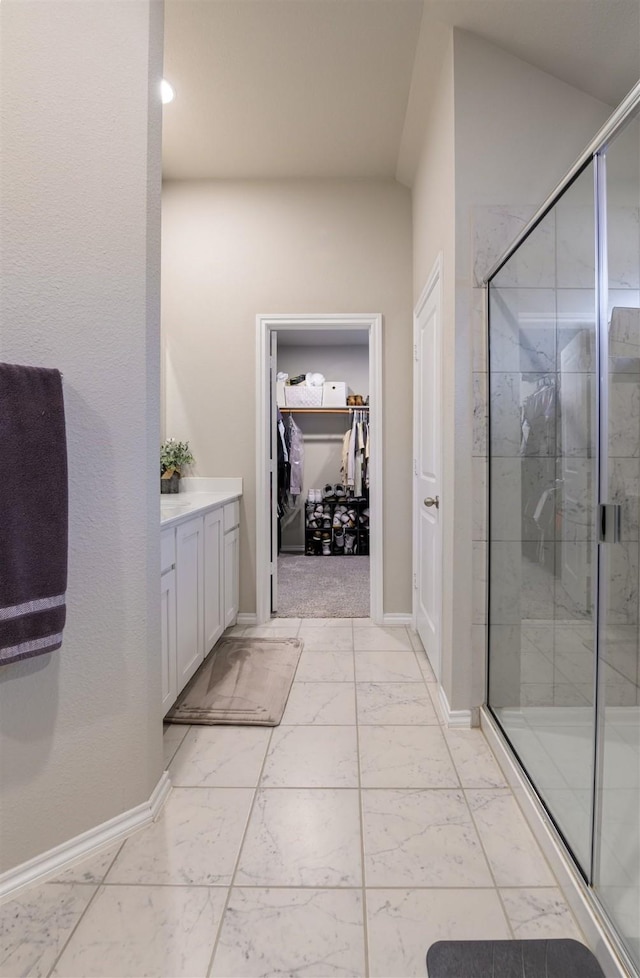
top-left (161, 79), bottom-right (175, 105)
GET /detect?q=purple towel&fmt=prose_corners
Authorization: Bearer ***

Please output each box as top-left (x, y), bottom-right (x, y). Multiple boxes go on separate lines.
top-left (0, 363), bottom-right (68, 665)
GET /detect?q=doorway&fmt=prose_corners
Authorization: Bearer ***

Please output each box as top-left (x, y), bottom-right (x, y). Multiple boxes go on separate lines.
top-left (256, 314), bottom-right (383, 624)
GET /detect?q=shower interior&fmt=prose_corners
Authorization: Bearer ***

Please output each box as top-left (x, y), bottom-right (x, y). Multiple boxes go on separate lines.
top-left (487, 97), bottom-right (640, 974)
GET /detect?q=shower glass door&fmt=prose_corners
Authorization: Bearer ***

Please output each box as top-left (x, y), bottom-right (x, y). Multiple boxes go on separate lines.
top-left (487, 160), bottom-right (598, 877)
top-left (595, 112), bottom-right (640, 967)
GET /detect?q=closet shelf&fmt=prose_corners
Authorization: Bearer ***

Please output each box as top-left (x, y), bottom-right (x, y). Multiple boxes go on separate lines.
top-left (279, 406), bottom-right (369, 414)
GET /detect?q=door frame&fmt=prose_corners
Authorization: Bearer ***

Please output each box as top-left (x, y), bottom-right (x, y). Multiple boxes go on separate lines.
top-left (256, 313), bottom-right (383, 624)
top-left (412, 256), bottom-right (444, 678)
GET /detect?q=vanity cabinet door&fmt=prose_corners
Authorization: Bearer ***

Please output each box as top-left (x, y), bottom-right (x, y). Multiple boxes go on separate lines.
top-left (160, 567), bottom-right (177, 714)
top-left (224, 526), bottom-right (240, 628)
top-left (176, 515), bottom-right (204, 688)
top-left (204, 507), bottom-right (224, 655)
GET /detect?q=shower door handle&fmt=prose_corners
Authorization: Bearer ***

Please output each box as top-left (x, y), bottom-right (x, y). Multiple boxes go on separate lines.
top-left (599, 504), bottom-right (621, 543)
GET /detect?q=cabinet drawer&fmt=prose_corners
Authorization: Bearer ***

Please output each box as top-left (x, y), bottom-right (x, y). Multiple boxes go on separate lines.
top-left (223, 500), bottom-right (240, 532)
top-left (161, 528), bottom-right (176, 573)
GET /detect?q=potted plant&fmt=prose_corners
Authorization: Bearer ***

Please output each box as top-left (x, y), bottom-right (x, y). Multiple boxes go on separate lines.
top-left (161, 438), bottom-right (195, 493)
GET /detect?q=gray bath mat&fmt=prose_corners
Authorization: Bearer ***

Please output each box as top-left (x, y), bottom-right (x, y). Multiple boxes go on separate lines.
top-left (166, 636), bottom-right (303, 726)
top-left (426, 939), bottom-right (605, 977)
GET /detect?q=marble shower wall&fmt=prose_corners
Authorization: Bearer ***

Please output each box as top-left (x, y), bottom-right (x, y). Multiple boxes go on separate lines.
top-left (473, 198), bottom-right (640, 711)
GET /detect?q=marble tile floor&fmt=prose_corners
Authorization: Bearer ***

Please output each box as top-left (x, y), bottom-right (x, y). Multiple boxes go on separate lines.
top-left (497, 703), bottom-right (640, 965)
top-left (0, 620), bottom-right (586, 978)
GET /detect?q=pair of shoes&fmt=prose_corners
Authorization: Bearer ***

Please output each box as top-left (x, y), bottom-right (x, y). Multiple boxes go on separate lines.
top-left (308, 488), bottom-right (323, 503)
top-left (342, 530), bottom-right (355, 554)
top-left (333, 528), bottom-right (345, 553)
top-left (334, 503), bottom-right (352, 527)
top-left (322, 531), bottom-right (332, 556)
top-left (322, 483), bottom-right (346, 501)
top-left (346, 395), bottom-right (364, 406)
top-left (344, 529), bottom-right (358, 555)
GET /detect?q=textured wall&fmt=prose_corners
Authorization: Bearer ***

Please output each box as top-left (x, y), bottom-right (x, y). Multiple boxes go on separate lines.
top-left (0, 0), bottom-right (163, 871)
top-left (162, 178), bottom-right (413, 615)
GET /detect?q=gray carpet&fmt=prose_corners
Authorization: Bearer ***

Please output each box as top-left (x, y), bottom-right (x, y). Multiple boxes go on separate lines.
top-left (277, 554), bottom-right (370, 618)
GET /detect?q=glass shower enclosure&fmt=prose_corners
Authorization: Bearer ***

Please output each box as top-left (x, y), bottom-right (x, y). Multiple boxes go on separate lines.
top-left (486, 87), bottom-right (640, 974)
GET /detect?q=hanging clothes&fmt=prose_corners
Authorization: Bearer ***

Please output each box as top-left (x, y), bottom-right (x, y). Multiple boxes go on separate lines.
top-left (288, 414), bottom-right (304, 497)
top-left (341, 409), bottom-right (370, 492)
top-left (521, 378), bottom-right (555, 456)
top-left (276, 407), bottom-right (291, 516)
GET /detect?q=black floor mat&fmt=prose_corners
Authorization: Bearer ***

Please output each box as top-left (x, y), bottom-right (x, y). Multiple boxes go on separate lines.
top-left (426, 939), bottom-right (605, 978)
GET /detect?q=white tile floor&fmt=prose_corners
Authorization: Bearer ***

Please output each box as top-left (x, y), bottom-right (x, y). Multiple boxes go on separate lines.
top-left (0, 620), bottom-right (585, 978)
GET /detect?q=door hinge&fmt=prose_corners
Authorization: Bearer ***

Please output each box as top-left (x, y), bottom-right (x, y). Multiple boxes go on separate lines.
top-left (413, 344), bottom-right (419, 362)
top-left (413, 458), bottom-right (418, 476)
top-left (413, 572), bottom-right (418, 590)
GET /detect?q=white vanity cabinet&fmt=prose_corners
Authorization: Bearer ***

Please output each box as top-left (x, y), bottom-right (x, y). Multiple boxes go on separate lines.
top-left (175, 516), bottom-right (205, 689)
top-left (223, 501), bottom-right (240, 628)
top-left (161, 493), bottom-right (241, 716)
top-left (160, 529), bottom-right (178, 714)
top-left (204, 507), bottom-right (225, 654)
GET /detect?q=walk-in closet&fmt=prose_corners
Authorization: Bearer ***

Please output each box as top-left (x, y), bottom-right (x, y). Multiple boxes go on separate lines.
top-left (274, 329), bottom-right (371, 618)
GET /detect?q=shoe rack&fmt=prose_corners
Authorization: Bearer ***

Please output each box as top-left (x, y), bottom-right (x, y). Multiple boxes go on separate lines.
top-left (305, 490), bottom-right (370, 556)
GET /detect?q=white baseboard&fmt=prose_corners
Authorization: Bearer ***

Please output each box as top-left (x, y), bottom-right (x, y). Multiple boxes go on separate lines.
top-left (481, 707), bottom-right (632, 978)
top-left (438, 685), bottom-right (473, 728)
top-left (382, 613), bottom-right (413, 626)
top-left (0, 771), bottom-right (171, 903)
top-left (236, 613), bottom-right (258, 626)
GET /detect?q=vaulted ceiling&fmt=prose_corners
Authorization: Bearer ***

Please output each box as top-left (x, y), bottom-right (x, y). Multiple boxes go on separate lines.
top-left (162, 0), bottom-right (640, 182)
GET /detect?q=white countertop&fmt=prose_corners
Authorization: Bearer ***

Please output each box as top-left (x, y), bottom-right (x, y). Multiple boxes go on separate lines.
top-left (160, 485), bottom-right (242, 528)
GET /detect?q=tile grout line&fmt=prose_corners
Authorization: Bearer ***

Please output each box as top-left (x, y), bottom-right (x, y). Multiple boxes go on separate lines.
top-left (354, 673), bottom-right (371, 978)
top-left (205, 725), bottom-right (276, 978)
top-left (414, 633), bottom-right (520, 940)
top-left (163, 722), bottom-right (192, 766)
top-left (45, 877), bottom-right (105, 976)
top-left (85, 880), bottom-right (569, 890)
top-left (462, 784), bottom-right (527, 941)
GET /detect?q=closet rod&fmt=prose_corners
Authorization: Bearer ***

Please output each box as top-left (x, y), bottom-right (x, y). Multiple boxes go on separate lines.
top-left (303, 434), bottom-right (345, 442)
top-left (279, 407), bottom-right (369, 414)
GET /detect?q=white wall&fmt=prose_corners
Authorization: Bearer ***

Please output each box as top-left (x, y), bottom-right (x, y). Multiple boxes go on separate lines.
top-left (162, 178), bottom-right (413, 614)
top-left (411, 34), bottom-right (457, 699)
top-left (454, 30), bottom-right (612, 714)
top-left (277, 344), bottom-right (370, 399)
top-left (0, 0), bottom-right (163, 871)
top-left (410, 26), bottom-right (613, 714)
top-left (277, 343), bottom-right (369, 550)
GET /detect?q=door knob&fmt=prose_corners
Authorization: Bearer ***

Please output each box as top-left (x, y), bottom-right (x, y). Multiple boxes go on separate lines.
top-left (424, 496), bottom-right (439, 509)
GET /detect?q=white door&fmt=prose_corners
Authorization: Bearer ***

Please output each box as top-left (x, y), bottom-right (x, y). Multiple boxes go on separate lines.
top-left (559, 332), bottom-right (593, 615)
top-left (414, 260), bottom-right (443, 679)
top-left (270, 329), bottom-right (278, 614)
